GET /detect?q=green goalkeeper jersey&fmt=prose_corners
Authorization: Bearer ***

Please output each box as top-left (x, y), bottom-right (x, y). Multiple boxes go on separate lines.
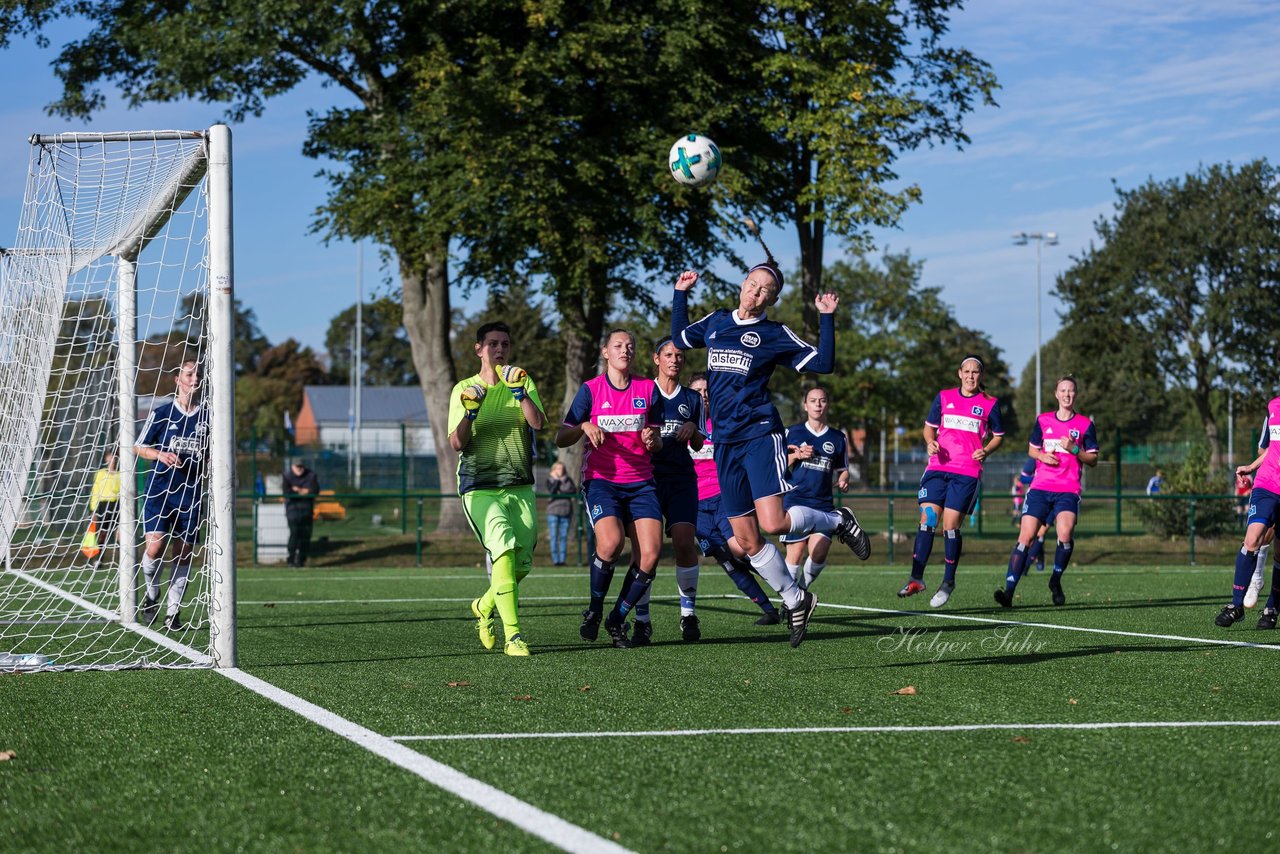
top-left (448, 373), bottom-right (544, 494)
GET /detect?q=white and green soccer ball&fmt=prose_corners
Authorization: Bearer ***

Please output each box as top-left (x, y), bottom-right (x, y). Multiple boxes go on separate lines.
top-left (668, 133), bottom-right (722, 187)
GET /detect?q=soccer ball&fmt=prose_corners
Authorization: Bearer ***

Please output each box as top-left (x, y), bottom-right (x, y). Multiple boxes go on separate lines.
top-left (669, 134), bottom-right (721, 187)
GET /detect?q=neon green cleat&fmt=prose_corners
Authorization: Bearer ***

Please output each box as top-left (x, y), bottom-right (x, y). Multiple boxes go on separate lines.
top-left (471, 598), bottom-right (496, 650)
top-left (504, 634), bottom-right (531, 657)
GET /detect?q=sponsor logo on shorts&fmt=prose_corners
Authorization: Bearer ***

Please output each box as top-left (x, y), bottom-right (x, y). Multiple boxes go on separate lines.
top-left (741, 331), bottom-right (761, 348)
top-left (708, 349), bottom-right (752, 374)
top-left (918, 487), bottom-right (928, 499)
top-left (592, 504), bottom-right (603, 519)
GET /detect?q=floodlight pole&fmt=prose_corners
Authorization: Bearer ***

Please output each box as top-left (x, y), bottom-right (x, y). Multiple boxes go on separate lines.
top-left (1013, 231), bottom-right (1059, 415)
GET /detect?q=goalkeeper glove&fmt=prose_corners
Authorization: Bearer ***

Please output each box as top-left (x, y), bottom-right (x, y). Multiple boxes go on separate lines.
top-left (498, 365), bottom-right (529, 401)
top-left (460, 383), bottom-right (487, 420)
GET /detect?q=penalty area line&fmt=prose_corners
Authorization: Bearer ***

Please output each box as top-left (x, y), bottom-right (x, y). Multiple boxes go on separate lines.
top-left (819, 601), bottom-right (1280, 652)
top-left (218, 668), bottom-right (632, 854)
top-left (390, 719), bottom-right (1280, 742)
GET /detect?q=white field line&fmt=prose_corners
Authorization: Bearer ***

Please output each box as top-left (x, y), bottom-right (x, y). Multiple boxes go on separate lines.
top-left (391, 720), bottom-right (1280, 742)
top-left (219, 668), bottom-right (630, 854)
top-left (5, 568), bottom-right (212, 665)
top-left (818, 601), bottom-right (1280, 651)
top-left (237, 567), bottom-right (1225, 582)
top-left (236, 594), bottom-right (724, 606)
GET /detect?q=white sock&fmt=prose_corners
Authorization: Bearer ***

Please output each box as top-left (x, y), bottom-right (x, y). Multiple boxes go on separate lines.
top-left (167, 562), bottom-right (191, 616)
top-left (804, 559), bottom-right (826, 588)
top-left (142, 555), bottom-right (161, 600)
top-left (787, 505), bottom-right (841, 536)
top-left (785, 562), bottom-right (801, 584)
top-left (1256, 545), bottom-right (1271, 581)
top-left (675, 565), bottom-right (699, 616)
top-left (749, 542), bottom-right (802, 609)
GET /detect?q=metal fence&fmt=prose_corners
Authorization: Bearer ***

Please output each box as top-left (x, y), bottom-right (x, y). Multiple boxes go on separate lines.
top-left (239, 489), bottom-right (1251, 569)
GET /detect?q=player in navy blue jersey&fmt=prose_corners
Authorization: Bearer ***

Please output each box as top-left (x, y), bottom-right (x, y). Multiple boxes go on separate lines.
top-left (134, 359), bottom-right (209, 631)
top-left (671, 265), bottom-right (870, 648)
top-left (782, 387), bottom-right (850, 591)
top-left (629, 337), bottom-right (707, 644)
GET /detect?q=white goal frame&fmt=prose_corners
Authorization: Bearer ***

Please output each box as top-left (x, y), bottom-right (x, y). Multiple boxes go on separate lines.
top-left (0, 126), bottom-right (236, 669)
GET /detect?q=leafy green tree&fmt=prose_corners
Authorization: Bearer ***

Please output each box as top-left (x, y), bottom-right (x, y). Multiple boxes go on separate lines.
top-left (1055, 160), bottom-right (1280, 466)
top-left (176, 292), bottom-right (270, 378)
top-left (325, 297), bottom-right (418, 386)
top-left (742, 2), bottom-right (998, 341)
top-left (1133, 443), bottom-right (1235, 537)
top-left (235, 338), bottom-right (325, 450)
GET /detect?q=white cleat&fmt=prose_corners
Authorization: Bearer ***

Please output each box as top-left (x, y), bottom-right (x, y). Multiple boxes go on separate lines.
top-left (1245, 568), bottom-right (1265, 609)
top-left (929, 582), bottom-right (954, 609)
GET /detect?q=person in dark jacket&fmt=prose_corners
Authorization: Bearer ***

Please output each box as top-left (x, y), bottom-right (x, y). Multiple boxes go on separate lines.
top-left (283, 459), bottom-right (320, 567)
top-left (544, 461), bottom-right (576, 567)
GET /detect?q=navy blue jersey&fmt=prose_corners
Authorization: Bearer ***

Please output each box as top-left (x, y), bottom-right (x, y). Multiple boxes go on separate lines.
top-left (137, 398), bottom-right (209, 501)
top-left (673, 302), bottom-right (832, 444)
top-left (651, 384), bottom-right (704, 479)
top-left (783, 422), bottom-right (848, 508)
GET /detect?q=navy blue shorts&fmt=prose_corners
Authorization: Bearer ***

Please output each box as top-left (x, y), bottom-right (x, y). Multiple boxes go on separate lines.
top-left (918, 470), bottom-right (980, 516)
top-left (142, 491), bottom-right (203, 543)
top-left (696, 494), bottom-right (737, 555)
top-left (1022, 489), bottom-right (1080, 524)
top-left (1247, 487), bottom-right (1280, 528)
top-left (655, 475), bottom-right (698, 531)
top-left (582, 479), bottom-right (662, 527)
top-left (713, 433), bottom-right (790, 518)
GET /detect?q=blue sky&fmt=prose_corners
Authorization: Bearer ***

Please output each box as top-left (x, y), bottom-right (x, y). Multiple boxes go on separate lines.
top-left (1, 1), bottom-right (1276, 380)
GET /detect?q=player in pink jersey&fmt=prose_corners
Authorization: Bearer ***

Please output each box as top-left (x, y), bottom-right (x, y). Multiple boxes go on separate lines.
top-left (898, 356), bottom-right (1004, 609)
top-left (1216, 399), bottom-right (1280, 628)
top-left (995, 375), bottom-right (1098, 608)
top-left (556, 329), bottom-right (663, 648)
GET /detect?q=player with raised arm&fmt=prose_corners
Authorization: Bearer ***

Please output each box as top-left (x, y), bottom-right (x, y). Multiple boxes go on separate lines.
top-left (135, 359), bottom-right (208, 631)
top-left (450, 321), bottom-right (546, 657)
top-left (688, 373), bottom-right (782, 626)
top-left (994, 375), bottom-right (1098, 608)
top-left (557, 329), bottom-right (664, 648)
top-left (782, 386), bottom-right (851, 592)
top-left (671, 263), bottom-right (870, 648)
top-left (1217, 400), bottom-right (1280, 629)
top-left (897, 356), bottom-right (1004, 608)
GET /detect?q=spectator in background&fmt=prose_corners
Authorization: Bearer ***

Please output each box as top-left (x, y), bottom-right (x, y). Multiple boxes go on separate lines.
top-left (544, 461), bottom-right (576, 567)
top-left (88, 449), bottom-right (121, 569)
top-left (1146, 469), bottom-right (1164, 496)
top-left (283, 458), bottom-right (320, 567)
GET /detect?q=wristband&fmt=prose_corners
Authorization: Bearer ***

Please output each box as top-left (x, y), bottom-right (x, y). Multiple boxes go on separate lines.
top-left (1069, 445), bottom-right (1080, 456)
top-left (464, 409), bottom-right (478, 421)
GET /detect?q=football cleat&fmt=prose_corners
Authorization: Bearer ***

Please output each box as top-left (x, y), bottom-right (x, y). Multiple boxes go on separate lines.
top-left (504, 634), bottom-right (531, 657)
top-left (631, 620), bottom-right (653, 646)
top-left (929, 582), bottom-right (954, 609)
top-left (140, 595), bottom-right (160, 626)
top-left (603, 611), bottom-right (631, 648)
top-left (164, 611), bottom-right (183, 632)
top-left (680, 614), bottom-right (701, 643)
top-left (471, 598), bottom-right (496, 650)
top-left (755, 609), bottom-right (781, 626)
top-left (788, 590), bottom-right (819, 648)
top-left (834, 507), bottom-right (871, 560)
top-left (1215, 604), bottom-right (1245, 627)
top-left (897, 579), bottom-right (926, 598)
top-left (993, 588), bottom-right (1013, 608)
top-left (1258, 608), bottom-right (1278, 630)
top-left (580, 609), bottom-right (601, 641)
top-left (1048, 576), bottom-right (1066, 607)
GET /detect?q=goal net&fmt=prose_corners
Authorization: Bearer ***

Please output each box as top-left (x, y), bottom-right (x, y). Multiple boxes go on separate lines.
top-left (0, 128), bottom-right (236, 671)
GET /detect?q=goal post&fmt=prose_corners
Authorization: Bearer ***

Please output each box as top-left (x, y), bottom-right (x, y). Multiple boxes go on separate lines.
top-left (0, 126), bottom-right (236, 671)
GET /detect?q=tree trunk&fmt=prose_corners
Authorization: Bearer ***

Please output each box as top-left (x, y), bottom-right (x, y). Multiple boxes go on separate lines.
top-left (400, 245), bottom-right (468, 534)
top-left (1192, 378), bottom-right (1224, 469)
top-left (554, 270), bottom-right (609, 484)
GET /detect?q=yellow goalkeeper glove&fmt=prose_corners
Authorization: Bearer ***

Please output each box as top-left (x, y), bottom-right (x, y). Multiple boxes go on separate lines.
top-left (498, 365), bottom-right (529, 400)
top-left (460, 383), bottom-right (487, 420)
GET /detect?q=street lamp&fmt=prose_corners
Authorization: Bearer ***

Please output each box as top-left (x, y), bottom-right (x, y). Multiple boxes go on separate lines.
top-left (1013, 231), bottom-right (1059, 415)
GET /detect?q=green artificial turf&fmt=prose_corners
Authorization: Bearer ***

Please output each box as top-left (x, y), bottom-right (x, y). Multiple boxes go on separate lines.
top-left (4, 560), bottom-right (1279, 852)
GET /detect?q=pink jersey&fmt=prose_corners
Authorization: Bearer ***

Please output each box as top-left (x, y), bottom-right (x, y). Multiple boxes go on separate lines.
top-left (1251, 397), bottom-right (1280, 494)
top-left (571, 374), bottom-right (659, 484)
top-left (690, 418), bottom-right (720, 500)
top-left (925, 388), bottom-right (1003, 478)
top-left (1029, 411), bottom-right (1096, 496)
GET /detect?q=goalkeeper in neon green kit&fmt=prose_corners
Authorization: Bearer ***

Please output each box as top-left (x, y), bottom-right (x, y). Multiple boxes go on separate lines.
top-left (449, 321), bottom-right (546, 656)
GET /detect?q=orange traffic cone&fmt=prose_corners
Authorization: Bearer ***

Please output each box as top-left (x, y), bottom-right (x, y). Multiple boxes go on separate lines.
top-left (80, 521), bottom-right (100, 559)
